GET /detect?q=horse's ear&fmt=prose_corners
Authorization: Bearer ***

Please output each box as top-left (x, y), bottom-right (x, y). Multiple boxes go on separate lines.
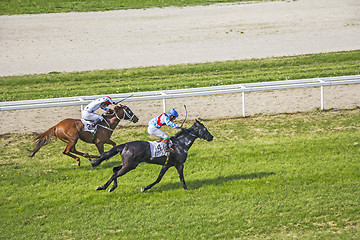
top-left (114, 105), bottom-right (123, 111)
top-left (195, 119), bottom-right (200, 123)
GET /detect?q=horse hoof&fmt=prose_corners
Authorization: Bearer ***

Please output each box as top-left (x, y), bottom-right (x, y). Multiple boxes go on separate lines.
top-left (95, 186), bottom-right (103, 191)
top-left (109, 187), bottom-right (116, 193)
top-left (140, 187), bottom-right (146, 193)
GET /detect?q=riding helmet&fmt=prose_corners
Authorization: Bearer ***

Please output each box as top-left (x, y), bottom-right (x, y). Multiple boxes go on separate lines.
top-left (168, 108), bottom-right (179, 117)
top-left (105, 96), bottom-right (115, 105)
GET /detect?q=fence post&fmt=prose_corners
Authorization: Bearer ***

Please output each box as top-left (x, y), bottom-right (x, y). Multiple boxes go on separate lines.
top-left (78, 97), bottom-right (85, 114)
top-left (240, 85), bottom-right (246, 117)
top-left (160, 92), bottom-right (167, 113)
top-left (320, 86), bottom-right (324, 110)
top-left (319, 80), bottom-right (325, 110)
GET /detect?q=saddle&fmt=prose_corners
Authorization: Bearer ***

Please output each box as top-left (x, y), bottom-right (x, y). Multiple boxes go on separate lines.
top-left (81, 119), bottom-right (97, 132)
top-left (148, 141), bottom-right (167, 158)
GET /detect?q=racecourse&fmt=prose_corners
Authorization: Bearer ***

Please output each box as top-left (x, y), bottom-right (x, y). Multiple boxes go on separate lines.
top-left (0, 0), bottom-right (359, 239)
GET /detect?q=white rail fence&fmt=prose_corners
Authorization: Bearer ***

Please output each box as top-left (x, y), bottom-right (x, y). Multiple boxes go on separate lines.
top-left (1, 75), bottom-right (360, 117)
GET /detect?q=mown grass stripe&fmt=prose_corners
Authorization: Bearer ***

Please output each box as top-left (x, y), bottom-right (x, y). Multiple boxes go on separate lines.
top-left (1, 50), bottom-right (359, 102)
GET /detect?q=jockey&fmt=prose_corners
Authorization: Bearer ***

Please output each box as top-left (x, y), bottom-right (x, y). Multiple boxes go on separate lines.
top-left (147, 108), bottom-right (182, 153)
top-left (81, 96), bottom-right (116, 129)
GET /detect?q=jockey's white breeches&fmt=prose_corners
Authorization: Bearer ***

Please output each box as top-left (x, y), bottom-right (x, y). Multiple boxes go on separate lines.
top-left (82, 111), bottom-right (104, 122)
top-left (147, 125), bottom-right (169, 139)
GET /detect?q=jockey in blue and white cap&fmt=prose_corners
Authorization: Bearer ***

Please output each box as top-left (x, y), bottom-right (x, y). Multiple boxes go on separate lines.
top-left (148, 108), bottom-right (182, 152)
top-left (81, 96), bottom-right (116, 126)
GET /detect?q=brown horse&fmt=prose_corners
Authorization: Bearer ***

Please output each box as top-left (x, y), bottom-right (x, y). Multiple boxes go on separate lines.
top-left (28, 104), bottom-right (139, 166)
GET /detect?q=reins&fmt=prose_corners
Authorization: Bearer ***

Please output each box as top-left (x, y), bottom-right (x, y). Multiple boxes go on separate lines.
top-left (98, 119), bottom-right (114, 132)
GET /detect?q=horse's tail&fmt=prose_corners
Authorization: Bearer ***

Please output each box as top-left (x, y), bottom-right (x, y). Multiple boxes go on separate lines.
top-left (91, 143), bottom-right (126, 167)
top-left (28, 126), bottom-right (57, 157)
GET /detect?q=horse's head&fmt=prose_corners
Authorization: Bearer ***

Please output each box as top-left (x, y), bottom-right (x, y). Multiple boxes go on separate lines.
top-left (114, 105), bottom-right (139, 123)
top-left (189, 119), bottom-right (213, 141)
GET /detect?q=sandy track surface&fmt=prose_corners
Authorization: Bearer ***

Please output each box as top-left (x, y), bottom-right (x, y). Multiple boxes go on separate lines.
top-left (1, 0), bottom-right (359, 76)
top-left (0, 0), bottom-right (359, 134)
top-left (1, 84), bottom-right (359, 134)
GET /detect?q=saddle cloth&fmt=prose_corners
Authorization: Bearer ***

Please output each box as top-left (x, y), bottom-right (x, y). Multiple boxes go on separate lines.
top-left (81, 119), bottom-right (97, 132)
top-left (148, 141), bottom-right (167, 158)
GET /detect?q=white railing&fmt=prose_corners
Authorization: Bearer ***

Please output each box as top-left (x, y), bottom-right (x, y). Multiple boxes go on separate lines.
top-left (1, 75), bottom-right (360, 117)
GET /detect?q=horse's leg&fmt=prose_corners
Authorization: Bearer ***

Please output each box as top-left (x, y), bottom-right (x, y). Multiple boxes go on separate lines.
top-left (70, 146), bottom-right (97, 161)
top-left (95, 164), bottom-right (136, 192)
top-left (175, 163), bottom-right (187, 190)
top-left (104, 139), bottom-right (116, 147)
top-left (57, 127), bottom-right (84, 166)
top-left (62, 143), bottom-right (81, 166)
top-left (141, 165), bottom-right (170, 192)
top-left (93, 140), bottom-right (115, 159)
top-left (109, 165), bottom-right (123, 192)
top-left (91, 143), bottom-right (126, 167)
top-left (95, 165), bottom-right (122, 191)
top-left (110, 140), bottom-right (116, 147)
top-left (95, 143), bottom-right (105, 155)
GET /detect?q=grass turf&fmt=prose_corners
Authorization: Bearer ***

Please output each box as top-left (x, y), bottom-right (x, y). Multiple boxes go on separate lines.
top-left (0, 108), bottom-right (359, 239)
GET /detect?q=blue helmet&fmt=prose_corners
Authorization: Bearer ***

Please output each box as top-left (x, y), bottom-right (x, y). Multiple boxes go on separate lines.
top-left (168, 108), bottom-right (179, 117)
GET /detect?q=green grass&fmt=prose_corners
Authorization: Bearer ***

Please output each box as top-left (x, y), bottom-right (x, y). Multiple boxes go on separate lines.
top-left (1, 50), bottom-right (359, 102)
top-left (0, 108), bottom-right (359, 239)
top-left (0, 0), bottom-right (265, 15)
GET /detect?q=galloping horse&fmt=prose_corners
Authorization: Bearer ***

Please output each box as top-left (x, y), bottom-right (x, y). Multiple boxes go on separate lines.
top-left (29, 104), bottom-right (139, 166)
top-left (93, 120), bottom-right (213, 193)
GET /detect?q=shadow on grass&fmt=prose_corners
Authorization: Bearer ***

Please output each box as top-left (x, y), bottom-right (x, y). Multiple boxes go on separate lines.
top-left (90, 152), bottom-right (199, 169)
top-left (53, 161), bottom-right (275, 194)
top-left (152, 172), bottom-right (276, 192)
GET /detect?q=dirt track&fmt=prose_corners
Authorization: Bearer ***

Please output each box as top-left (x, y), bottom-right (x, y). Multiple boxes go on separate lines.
top-left (1, 84), bottom-right (359, 134)
top-left (0, 0), bottom-right (359, 134)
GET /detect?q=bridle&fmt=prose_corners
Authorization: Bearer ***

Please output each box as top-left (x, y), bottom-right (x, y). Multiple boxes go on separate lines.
top-left (116, 106), bottom-right (135, 122)
top-left (98, 106), bottom-right (135, 132)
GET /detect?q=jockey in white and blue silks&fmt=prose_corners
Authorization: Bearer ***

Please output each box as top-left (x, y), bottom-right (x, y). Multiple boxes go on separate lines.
top-left (81, 96), bottom-right (116, 127)
top-left (147, 108), bottom-right (181, 152)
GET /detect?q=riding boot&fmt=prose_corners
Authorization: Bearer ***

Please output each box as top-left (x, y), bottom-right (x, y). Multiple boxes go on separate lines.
top-left (163, 143), bottom-right (171, 153)
top-left (163, 138), bottom-right (171, 153)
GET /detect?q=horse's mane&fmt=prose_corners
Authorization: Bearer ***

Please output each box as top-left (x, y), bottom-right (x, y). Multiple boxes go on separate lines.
top-left (174, 128), bottom-right (187, 138)
top-left (103, 112), bottom-right (115, 120)
top-left (172, 125), bottom-right (195, 139)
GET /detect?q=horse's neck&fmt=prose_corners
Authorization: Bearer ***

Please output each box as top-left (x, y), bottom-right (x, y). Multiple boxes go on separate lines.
top-left (174, 130), bottom-right (197, 150)
top-left (104, 115), bottom-right (120, 129)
